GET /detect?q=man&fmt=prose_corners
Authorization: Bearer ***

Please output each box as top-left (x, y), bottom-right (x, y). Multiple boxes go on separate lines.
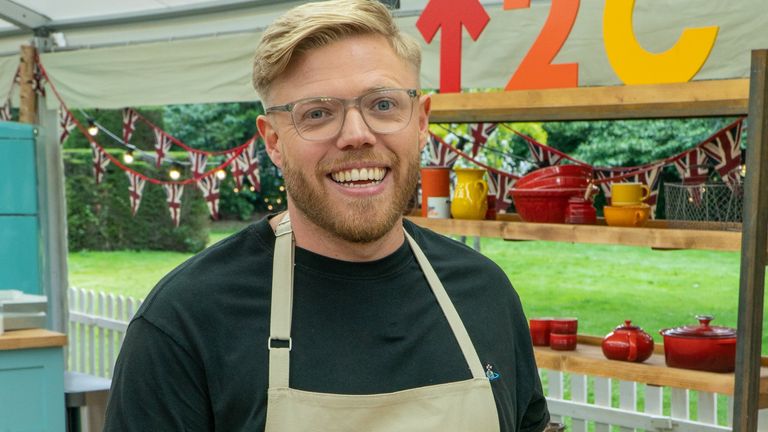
top-left (104, 1), bottom-right (549, 431)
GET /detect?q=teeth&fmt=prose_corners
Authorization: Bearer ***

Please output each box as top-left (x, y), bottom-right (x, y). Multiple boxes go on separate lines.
top-left (331, 167), bottom-right (386, 185)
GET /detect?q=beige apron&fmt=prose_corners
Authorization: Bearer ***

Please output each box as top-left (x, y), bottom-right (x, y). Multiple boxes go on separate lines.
top-left (265, 215), bottom-right (501, 432)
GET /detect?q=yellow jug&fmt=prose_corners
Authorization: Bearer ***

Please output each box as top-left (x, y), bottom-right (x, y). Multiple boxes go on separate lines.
top-left (451, 168), bottom-right (488, 220)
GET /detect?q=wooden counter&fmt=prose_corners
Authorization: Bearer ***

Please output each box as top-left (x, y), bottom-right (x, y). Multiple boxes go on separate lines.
top-left (534, 338), bottom-right (768, 408)
top-left (406, 215), bottom-right (742, 252)
top-left (0, 328), bottom-right (67, 350)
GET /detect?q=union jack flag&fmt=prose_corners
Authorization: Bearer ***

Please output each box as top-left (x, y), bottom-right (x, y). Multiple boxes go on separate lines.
top-left (526, 139), bottom-right (565, 167)
top-left (197, 175), bottom-right (221, 219)
top-left (425, 134), bottom-right (460, 167)
top-left (469, 122), bottom-right (498, 157)
top-left (189, 151), bottom-right (208, 179)
top-left (126, 171), bottom-right (146, 216)
top-left (700, 119), bottom-right (743, 189)
top-left (154, 129), bottom-right (173, 168)
top-left (58, 108), bottom-right (75, 145)
top-left (90, 143), bottom-right (110, 184)
top-left (487, 171), bottom-right (516, 212)
top-left (673, 147), bottom-right (710, 205)
top-left (0, 98), bottom-right (11, 121)
top-left (163, 184), bottom-right (184, 227)
top-left (122, 108), bottom-right (139, 145)
top-left (229, 150), bottom-right (246, 190)
top-left (236, 138), bottom-right (260, 191)
top-left (33, 63), bottom-right (46, 97)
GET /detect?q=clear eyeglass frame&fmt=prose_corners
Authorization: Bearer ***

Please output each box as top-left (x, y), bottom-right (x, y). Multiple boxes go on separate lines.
top-left (265, 88), bottom-right (420, 141)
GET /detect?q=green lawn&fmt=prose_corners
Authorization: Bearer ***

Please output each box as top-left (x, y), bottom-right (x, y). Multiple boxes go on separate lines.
top-left (67, 223), bottom-right (767, 352)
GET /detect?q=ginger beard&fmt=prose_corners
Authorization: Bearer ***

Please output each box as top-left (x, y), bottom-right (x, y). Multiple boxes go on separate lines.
top-left (281, 146), bottom-right (421, 244)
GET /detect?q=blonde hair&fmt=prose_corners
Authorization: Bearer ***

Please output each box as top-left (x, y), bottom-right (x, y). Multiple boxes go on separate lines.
top-left (252, 0), bottom-right (421, 101)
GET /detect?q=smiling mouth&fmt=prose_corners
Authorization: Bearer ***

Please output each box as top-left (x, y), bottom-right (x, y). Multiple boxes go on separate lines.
top-left (329, 167), bottom-right (388, 188)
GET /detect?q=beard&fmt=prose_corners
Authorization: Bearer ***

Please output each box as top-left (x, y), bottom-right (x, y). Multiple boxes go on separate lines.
top-left (282, 147), bottom-right (420, 244)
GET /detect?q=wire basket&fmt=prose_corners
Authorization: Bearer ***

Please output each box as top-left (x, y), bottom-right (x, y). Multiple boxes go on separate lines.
top-left (664, 183), bottom-right (743, 231)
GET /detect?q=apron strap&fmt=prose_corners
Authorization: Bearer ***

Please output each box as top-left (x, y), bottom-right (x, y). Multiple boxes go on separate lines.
top-left (269, 213), bottom-right (294, 388)
top-left (404, 231), bottom-right (486, 380)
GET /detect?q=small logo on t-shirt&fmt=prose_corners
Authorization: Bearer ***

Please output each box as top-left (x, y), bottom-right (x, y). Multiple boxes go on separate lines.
top-left (485, 363), bottom-right (500, 381)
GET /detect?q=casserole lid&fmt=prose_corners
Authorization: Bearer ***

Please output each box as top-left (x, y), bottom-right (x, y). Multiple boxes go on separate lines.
top-left (660, 315), bottom-right (736, 339)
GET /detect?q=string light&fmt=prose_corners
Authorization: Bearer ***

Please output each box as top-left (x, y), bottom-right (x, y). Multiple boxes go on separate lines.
top-left (233, 187), bottom-right (240, 193)
top-left (279, 185), bottom-right (285, 192)
top-left (268, 205), bottom-right (274, 211)
top-left (122, 151), bottom-right (134, 164)
top-left (249, 185), bottom-right (256, 192)
top-left (276, 198), bottom-right (282, 204)
top-left (87, 119), bottom-right (99, 136)
top-left (264, 197), bottom-right (269, 203)
top-left (169, 165), bottom-right (181, 180)
top-left (216, 169), bottom-right (227, 180)
top-left (741, 164), bottom-right (747, 177)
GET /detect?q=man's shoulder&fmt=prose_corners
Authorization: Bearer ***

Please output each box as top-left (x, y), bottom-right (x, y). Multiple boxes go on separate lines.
top-left (137, 219), bottom-right (275, 319)
top-left (404, 219), bottom-right (504, 273)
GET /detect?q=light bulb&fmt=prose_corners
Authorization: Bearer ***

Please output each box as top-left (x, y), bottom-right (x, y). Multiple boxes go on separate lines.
top-left (268, 205), bottom-right (274, 211)
top-left (216, 169), bottom-right (226, 180)
top-left (233, 187), bottom-right (240, 193)
top-left (249, 185), bottom-right (255, 192)
top-left (279, 185), bottom-right (285, 192)
top-left (87, 120), bottom-right (99, 136)
top-left (169, 167), bottom-right (181, 180)
top-left (264, 197), bottom-right (269, 203)
top-left (123, 151), bottom-right (134, 164)
top-left (276, 198), bottom-right (282, 204)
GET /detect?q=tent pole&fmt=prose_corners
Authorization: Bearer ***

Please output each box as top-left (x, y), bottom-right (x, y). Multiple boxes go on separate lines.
top-left (733, 48), bottom-right (768, 432)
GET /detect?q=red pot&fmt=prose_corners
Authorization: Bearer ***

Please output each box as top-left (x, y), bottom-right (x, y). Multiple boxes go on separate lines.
top-left (659, 315), bottom-right (737, 373)
top-left (602, 320), bottom-right (655, 363)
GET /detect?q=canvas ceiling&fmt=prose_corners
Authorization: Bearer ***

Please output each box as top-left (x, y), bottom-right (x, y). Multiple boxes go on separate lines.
top-left (0, 0), bottom-right (766, 109)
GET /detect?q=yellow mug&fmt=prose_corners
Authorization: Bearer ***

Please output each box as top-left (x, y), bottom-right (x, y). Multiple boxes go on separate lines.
top-left (611, 182), bottom-right (650, 206)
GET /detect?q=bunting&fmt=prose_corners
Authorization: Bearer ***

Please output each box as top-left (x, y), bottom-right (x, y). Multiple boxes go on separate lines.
top-left (237, 138), bottom-right (261, 191)
top-left (487, 171), bottom-right (516, 212)
top-left (700, 120), bottom-right (743, 188)
top-left (33, 63), bottom-right (46, 97)
top-left (126, 172), bottom-right (146, 216)
top-left (90, 142), bottom-right (110, 184)
top-left (154, 129), bottom-right (173, 168)
top-left (58, 108), bottom-right (75, 145)
top-left (597, 164), bottom-right (664, 217)
top-left (197, 175), bottom-right (221, 219)
top-left (673, 147), bottom-right (710, 205)
top-left (190, 152), bottom-right (208, 179)
top-left (0, 99), bottom-right (11, 121)
top-left (163, 184), bottom-right (184, 227)
top-left (426, 134), bottom-right (461, 167)
top-left (122, 108), bottom-right (139, 145)
top-left (469, 122), bottom-right (498, 157)
top-left (229, 150), bottom-right (246, 190)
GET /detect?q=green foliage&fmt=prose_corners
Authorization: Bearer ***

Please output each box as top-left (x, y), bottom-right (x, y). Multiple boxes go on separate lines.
top-left (64, 149), bottom-right (210, 252)
top-left (163, 102), bottom-right (262, 151)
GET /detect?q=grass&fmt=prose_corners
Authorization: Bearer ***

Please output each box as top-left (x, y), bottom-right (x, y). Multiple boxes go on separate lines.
top-left (68, 223), bottom-right (767, 352)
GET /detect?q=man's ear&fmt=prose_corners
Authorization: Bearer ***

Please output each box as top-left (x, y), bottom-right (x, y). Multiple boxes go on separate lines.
top-left (417, 94), bottom-right (432, 151)
top-left (257, 115), bottom-right (283, 169)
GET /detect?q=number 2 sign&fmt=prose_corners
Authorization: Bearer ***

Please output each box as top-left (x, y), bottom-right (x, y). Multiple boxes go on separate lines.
top-left (416, 0), bottom-right (719, 92)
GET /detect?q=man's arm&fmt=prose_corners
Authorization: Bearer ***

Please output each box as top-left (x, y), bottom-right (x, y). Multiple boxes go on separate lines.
top-left (104, 317), bottom-right (212, 431)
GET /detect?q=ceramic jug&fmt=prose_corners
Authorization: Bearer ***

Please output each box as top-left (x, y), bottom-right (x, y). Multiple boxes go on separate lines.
top-left (451, 168), bottom-right (488, 220)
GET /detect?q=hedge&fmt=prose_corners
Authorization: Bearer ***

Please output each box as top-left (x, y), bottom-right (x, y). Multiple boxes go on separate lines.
top-left (64, 149), bottom-right (210, 252)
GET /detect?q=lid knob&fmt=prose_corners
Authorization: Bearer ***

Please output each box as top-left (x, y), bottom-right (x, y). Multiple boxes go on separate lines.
top-left (696, 314), bottom-right (714, 328)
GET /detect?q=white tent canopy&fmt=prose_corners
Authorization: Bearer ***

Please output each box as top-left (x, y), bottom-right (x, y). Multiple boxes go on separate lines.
top-left (1, 0), bottom-right (767, 108)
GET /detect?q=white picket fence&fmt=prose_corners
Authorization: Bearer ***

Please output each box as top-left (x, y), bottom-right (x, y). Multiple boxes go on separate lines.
top-left (66, 287), bottom-right (767, 430)
top-left (67, 287), bottom-right (143, 378)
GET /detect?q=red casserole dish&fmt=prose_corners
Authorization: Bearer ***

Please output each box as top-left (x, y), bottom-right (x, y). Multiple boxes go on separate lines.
top-left (509, 188), bottom-right (586, 223)
top-left (659, 315), bottom-right (737, 373)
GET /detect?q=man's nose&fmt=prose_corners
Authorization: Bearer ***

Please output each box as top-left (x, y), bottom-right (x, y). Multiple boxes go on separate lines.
top-left (335, 107), bottom-right (376, 149)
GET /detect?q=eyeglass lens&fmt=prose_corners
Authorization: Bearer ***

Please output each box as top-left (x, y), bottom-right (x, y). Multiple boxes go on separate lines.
top-left (291, 89), bottom-right (415, 140)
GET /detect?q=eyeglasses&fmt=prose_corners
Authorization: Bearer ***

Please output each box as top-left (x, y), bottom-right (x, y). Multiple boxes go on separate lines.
top-left (265, 88), bottom-right (420, 141)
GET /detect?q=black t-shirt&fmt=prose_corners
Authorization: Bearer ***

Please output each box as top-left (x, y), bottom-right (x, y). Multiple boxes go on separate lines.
top-left (104, 217), bottom-right (549, 431)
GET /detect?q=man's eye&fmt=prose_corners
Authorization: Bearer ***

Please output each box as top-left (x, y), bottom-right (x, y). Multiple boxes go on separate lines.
top-left (304, 109), bottom-right (330, 120)
top-left (372, 99), bottom-right (395, 112)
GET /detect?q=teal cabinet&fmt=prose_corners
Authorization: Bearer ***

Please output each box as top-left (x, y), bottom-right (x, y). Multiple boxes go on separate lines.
top-left (0, 331), bottom-right (67, 432)
top-left (0, 216), bottom-right (41, 294)
top-left (0, 121), bottom-right (37, 214)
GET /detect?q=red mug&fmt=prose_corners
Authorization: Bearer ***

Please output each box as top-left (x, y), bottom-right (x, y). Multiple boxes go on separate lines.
top-left (551, 317), bottom-right (578, 334)
top-left (529, 318), bottom-right (553, 346)
top-left (550, 332), bottom-right (578, 351)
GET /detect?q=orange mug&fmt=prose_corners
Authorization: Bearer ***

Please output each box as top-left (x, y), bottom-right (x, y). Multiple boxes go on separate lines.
top-left (611, 183), bottom-right (650, 206)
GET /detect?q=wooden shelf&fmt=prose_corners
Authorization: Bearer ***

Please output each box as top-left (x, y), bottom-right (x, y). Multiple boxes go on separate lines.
top-left (429, 79), bottom-right (749, 123)
top-left (0, 328), bottom-right (67, 351)
top-left (406, 216), bottom-right (742, 252)
top-left (534, 338), bottom-right (768, 408)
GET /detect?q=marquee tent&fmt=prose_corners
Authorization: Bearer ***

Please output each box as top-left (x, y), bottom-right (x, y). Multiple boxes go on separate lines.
top-left (1, 0), bottom-right (768, 108)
